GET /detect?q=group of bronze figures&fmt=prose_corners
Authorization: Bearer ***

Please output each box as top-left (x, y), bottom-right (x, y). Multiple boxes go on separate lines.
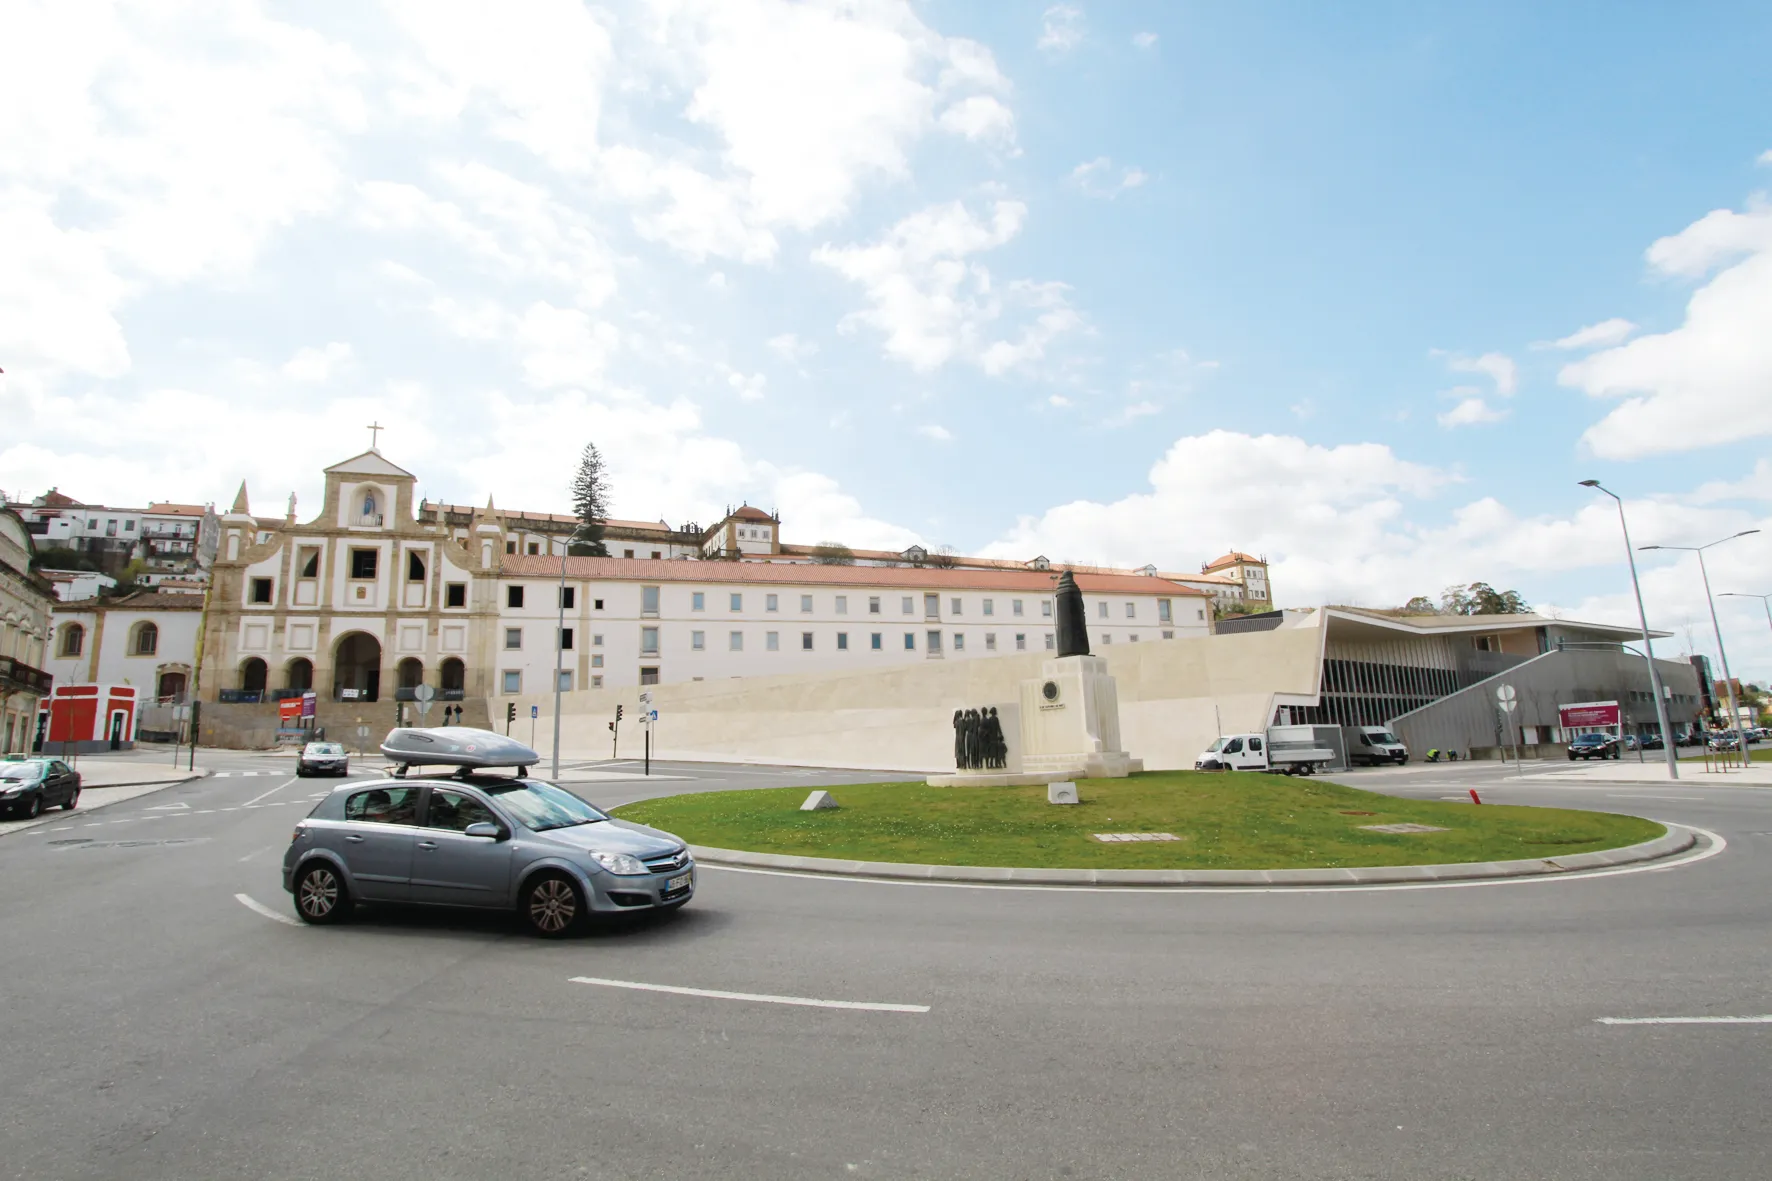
top-left (953, 707), bottom-right (1009, 771)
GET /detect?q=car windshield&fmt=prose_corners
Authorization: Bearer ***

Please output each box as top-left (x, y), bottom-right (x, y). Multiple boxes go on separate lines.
top-left (1207, 738), bottom-right (1227, 753)
top-left (0, 763), bottom-right (45, 781)
top-left (304, 744), bottom-right (345, 756)
top-left (1370, 731), bottom-right (1399, 744)
top-left (482, 780), bottom-right (609, 831)
top-left (1574, 735), bottom-right (1605, 744)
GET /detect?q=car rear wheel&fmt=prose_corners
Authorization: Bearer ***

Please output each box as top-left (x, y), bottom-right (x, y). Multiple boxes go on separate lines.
top-left (294, 862), bottom-right (350, 925)
top-left (521, 872), bottom-right (584, 938)
top-left (61, 789), bottom-right (79, 811)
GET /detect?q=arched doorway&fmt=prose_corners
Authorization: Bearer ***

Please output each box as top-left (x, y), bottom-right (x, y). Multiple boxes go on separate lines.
top-left (396, 657), bottom-right (423, 690)
top-left (440, 657), bottom-right (465, 696)
top-left (241, 658), bottom-right (268, 696)
top-left (157, 671), bottom-right (188, 704)
top-left (286, 658), bottom-right (314, 692)
top-left (332, 633), bottom-right (382, 702)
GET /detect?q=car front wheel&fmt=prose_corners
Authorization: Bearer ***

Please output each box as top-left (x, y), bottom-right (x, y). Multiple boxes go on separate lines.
top-left (24, 794), bottom-right (43, 819)
top-left (294, 862), bottom-right (350, 924)
top-left (61, 789), bottom-right (78, 811)
top-left (521, 872), bottom-right (584, 938)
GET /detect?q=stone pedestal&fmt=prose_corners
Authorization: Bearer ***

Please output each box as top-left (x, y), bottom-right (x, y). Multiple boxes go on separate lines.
top-left (926, 655), bottom-right (1140, 786)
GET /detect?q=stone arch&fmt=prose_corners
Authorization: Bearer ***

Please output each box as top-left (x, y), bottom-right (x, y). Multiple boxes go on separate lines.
top-left (396, 657), bottom-right (423, 690)
top-left (440, 657), bottom-right (465, 694)
top-left (286, 657), bottom-right (314, 692)
top-left (240, 657), bottom-right (268, 694)
top-left (59, 622), bottom-right (85, 658)
top-left (332, 631), bottom-right (382, 703)
top-left (129, 620), bottom-right (159, 656)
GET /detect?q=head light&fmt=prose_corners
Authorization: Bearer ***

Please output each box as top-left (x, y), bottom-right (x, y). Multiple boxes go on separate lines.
top-left (589, 850), bottom-right (648, 876)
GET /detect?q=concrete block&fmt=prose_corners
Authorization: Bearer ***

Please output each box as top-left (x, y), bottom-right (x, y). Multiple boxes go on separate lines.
top-left (800, 790), bottom-right (838, 811)
top-left (1048, 780), bottom-right (1079, 805)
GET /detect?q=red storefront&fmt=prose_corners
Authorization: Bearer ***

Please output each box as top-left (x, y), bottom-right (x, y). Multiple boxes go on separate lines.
top-left (37, 684), bottom-right (139, 754)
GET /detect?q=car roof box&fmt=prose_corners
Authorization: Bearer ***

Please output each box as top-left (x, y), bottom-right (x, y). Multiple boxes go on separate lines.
top-left (379, 727), bottom-right (540, 775)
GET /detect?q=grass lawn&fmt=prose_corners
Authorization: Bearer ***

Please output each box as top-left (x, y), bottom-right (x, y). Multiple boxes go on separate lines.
top-left (612, 771), bottom-right (1664, 871)
top-left (1680, 747), bottom-right (1770, 763)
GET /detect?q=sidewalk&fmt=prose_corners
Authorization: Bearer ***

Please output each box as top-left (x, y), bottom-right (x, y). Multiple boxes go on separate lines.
top-left (0, 759), bottom-right (205, 838)
top-left (1514, 760), bottom-right (1772, 785)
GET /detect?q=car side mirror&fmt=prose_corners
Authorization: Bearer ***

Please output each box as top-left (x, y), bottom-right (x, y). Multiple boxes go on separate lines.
top-left (464, 822), bottom-right (504, 840)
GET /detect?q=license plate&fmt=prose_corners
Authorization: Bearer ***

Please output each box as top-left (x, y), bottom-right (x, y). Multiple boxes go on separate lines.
top-left (666, 872), bottom-right (692, 892)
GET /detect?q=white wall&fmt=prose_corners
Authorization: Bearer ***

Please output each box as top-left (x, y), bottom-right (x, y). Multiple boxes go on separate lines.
top-left (46, 606), bottom-right (200, 697)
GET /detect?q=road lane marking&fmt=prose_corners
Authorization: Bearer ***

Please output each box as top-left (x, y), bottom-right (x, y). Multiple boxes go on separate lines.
top-left (569, 976), bottom-right (929, 1013)
top-left (238, 846), bottom-right (276, 863)
top-left (234, 893), bottom-right (303, 927)
top-left (1597, 1015), bottom-right (1772, 1025)
top-left (1604, 794), bottom-right (1705, 802)
top-left (702, 824), bottom-right (1725, 895)
top-left (242, 777), bottom-right (298, 807)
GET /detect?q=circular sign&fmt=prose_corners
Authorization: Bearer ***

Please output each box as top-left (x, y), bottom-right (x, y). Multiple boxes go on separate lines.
top-left (413, 684), bottom-right (435, 702)
top-left (1496, 684), bottom-right (1517, 703)
top-left (356, 725), bottom-right (370, 737)
top-left (1042, 681), bottom-right (1060, 702)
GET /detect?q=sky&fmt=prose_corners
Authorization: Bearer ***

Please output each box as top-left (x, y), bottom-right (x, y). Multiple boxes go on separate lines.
top-left (2, 0), bottom-right (1770, 679)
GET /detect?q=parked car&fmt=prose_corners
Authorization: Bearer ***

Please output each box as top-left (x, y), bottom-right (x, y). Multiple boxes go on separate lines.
top-left (1567, 733), bottom-right (1620, 761)
top-left (284, 728), bottom-right (694, 936)
top-left (1709, 733), bottom-right (1740, 752)
top-left (1342, 725), bottom-right (1409, 766)
top-left (296, 741), bottom-right (350, 777)
top-left (1639, 732), bottom-right (1666, 751)
top-left (0, 758), bottom-right (82, 818)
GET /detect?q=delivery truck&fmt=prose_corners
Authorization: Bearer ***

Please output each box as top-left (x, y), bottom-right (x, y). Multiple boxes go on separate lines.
top-left (1342, 725), bottom-right (1409, 766)
top-left (1195, 725), bottom-right (1337, 776)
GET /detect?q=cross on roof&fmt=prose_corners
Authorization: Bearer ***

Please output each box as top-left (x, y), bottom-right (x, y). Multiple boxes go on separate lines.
top-left (367, 421), bottom-right (385, 450)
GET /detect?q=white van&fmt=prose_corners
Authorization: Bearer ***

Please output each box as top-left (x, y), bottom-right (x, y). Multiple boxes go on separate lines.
top-left (1343, 725), bottom-right (1408, 766)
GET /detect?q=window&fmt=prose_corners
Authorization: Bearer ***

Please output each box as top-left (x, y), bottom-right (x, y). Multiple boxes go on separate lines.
top-left (1158, 599), bottom-right (1172, 623)
top-left (871, 633), bottom-right (883, 650)
top-left (925, 593), bottom-right (940, 617)
top-left (902, 597), bottom-right (914, 614)
top-left (592, 675), bottom-right (604, 689)
top-left (904, 633), bottom-right (916, 650)
top-left (730, 631), bottom-right (744, 651)
top-left (593, 634), bottom-right (603, 646)
top-left (527, 542), bottom-right (539, 555)
top-left (594, 598), bottom-right (605, 610)
top-left (426, 789), bottom-right (497, 833)
top-left (1042, 601), bottom-right (1053, 617)
top-left (642, 586), bottom-right (660, 616)
top-left (350, 548), bottom-right (378, 579)
top-left (1102, 634), bottom-right (1112, 644)
top-left (1162, 630), bottom-right (1174, 640)
top-left (105, 519), bottom-right (117, 537)
top-left (1125, 602), bottom-right (1136, 619)
top-left (501, 670), bottom-right (522, 694)
top-left (1098, 601), bottom-right (1109, 619)
top-left (592, 654), bottom-right (604, 668)
top-left (985, 633), bottom-right (996, 651)
top-left (730, 593), bottom-right (743, 611)
top-left (801, 632), bottom-right (814, 650)
top-left (1013, 599), bottom-right (1024, 616)
top-left (692, 630), bottom-right (706, 651)
top-left (558, 670), bottom-right (573, 692)
top-left (835, 595), bottom-right (848, 614)
top-left (59, 624), bottom-right (84, 657)
top-left (951, 598), bottom-right (962, 615)
top-left (1196, 608), bottom-right (1205, 620)
top-left (692, 592), bottom-right (706, 611)
top-left (1015, 633), bottom-right (1026, 650)
top-left (983, 599), bottom-right (994, 616)
top-left (135, 623), bottom-right (158, 656)
top-left (408, 551), bottom-right (425, 582)
top-left (766, 631), bottom-right (780, 651)
top-left (504, 628), bottom-right (522, 649)
top-left (641, 627), bottom-right (659, 655)
top-left (251, 577), bottom-right (273, 604)
top-left (837, 633), bottom-right (849, 650)
top-left (623, 549), bottom-right (635, 558)
top-left (953, 633), bottom-right (965, 651)
top-left (445, 583), bottom-right (466, 607)
top-left (559, 628), bottom-right (574, 650)
top-left (640, 667), bottom-right (659, 685)
top-left (800, 594), bottom-right (813, 613)
top-left (345, 786), bottom-right (420, 825)
top-left (124, 520), bottom-right (135, 532)
top-left (766, 594), bottom-right (779, 612)
top-left (505, 541), bottom-right (517, 555)
top-left (651, 551), bottom-right (662, 560)
top-left (1129, 634), bottom-right (1138, 643)
top-left (560, 586), bottom-right (575, 609)
top-left (299, 549), bottom-right (319, 578)
top-left (507, 585), bottom-right (524, 609)
top-left (926, 630), bottom-right (943, 654)
top-left (1045, 633), bottom-right (1055, 649)
top-left (86, 518), bottom-right (96, 528)
top-left (869, 596), bottom-right (882, 614)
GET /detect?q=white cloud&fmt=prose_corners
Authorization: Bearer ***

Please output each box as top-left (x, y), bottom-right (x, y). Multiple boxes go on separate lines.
top-left (1048, 394), bottom-right (1073, 408)
top-left (917, 423), bottom-right (954, 442)
top-left (1108, 400), bottom-right (1161, 427)
top-left (767, 333), bottom-right (817, 363)
top-left (1759, 148), bottom-right (1772, 166)
top-left (515, 303), bottom-right (621, 388)
top-left (1544, 318), bottom-right (1637, 351)
top-left (1446, 351), bottom-right (1517, 396)
top-left (1132, 31), bottom-right (1158, 49)
top-left (281, 343), bottom-right (354, 383)
top-left (1565, 200), bottom-right (1772, 458)
top-left (937, 94), bottom-right (1017, 144)
top-left (814, 199), bottom-right (1083, 375)
top-left (724, 367), bottom-right (768, 402)
top-left (1069, 156), bottom-right (1148, 198)
top-left (1038, 5), bottom-right (1085, 54)
top-left (1437, 394), bottom-right (1507, 428)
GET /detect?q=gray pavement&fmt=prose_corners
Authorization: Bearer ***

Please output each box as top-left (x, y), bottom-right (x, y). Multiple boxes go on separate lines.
top-left (1, 748), bottom-right (1769, 1179)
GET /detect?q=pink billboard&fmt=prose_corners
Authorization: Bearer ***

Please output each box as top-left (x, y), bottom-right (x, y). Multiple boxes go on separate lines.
top-left (1559, 700), bottom-right (1620, 728)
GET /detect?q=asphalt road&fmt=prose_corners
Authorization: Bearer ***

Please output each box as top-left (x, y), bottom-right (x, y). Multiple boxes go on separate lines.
top-left (1, 749), bottom-right (1768, 1180)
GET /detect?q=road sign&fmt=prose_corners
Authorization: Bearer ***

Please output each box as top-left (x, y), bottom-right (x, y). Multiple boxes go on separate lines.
top-left (1496, 684), bottom-right (1516, 703)
top-left (639, 691), bottom-right (653, 705)
top-left (356, 725), bottom-right (370, 738)
top-left (413, 684), bottom-right (435, 702)
top-left (530, 705), bottom-right (539, 719)
top-left (648, 710), bottom-right (658, 722)
top-left (414, 699), bottom-right (432, 718)
top-left (1500, 699), bottom-right (1517, 713)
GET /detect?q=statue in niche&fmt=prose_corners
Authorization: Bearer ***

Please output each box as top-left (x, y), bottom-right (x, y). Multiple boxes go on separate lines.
top-left (1053, 569), bottom-right (1091, 658)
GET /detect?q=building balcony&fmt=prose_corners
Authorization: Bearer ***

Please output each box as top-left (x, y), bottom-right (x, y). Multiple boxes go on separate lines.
top-left (0, 657), bottom-right (52, 697)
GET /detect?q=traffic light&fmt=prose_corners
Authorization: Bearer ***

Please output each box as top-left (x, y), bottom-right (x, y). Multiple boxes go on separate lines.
top-left (506, 701), bottom-right (516, 734)
top-left (616, 704), bottom-right (624, 722)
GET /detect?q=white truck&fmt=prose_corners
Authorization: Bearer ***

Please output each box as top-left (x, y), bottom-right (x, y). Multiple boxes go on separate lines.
top-left (1195, 725), bottom-right (1337, 776)
top-left (1342, 725), bottom-right (1409, 767)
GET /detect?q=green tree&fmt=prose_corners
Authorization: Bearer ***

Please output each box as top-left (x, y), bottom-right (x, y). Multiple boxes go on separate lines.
top-left (1401, 595), bottom-right (1439, 614)
top-left (29, 548), bottom-right (98, 573)
top-left (810, 541), bottom-right (855, 565)
top-left (1440, 582), bottom-right (1531, 616)
top-left (568, 442), bottom-right (610, 556)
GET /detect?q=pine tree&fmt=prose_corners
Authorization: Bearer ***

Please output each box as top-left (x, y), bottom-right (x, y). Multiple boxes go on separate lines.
top-left (569, 442), bottom-right (610, 556)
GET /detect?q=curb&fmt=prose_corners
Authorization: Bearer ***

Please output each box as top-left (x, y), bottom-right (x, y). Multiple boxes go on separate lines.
top-left (689, 825), bottom-right (1697, 888)
top-left (0, 771), bottom-right (206, 839)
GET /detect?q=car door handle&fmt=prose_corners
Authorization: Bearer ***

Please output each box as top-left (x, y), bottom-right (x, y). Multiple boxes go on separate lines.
top-left (344, 834), bottom-right (366, 843)
top-left (417, 841), bottom-right (438, 850)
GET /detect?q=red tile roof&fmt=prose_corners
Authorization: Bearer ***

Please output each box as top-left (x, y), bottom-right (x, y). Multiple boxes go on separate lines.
top-left (499, 554), bottom-right (1211, 595)
top-left (146, 502), bottom-right (209, 517)
top-left (726, 505), bottom-right (776, 522)
top-left (1204, 551), bottom-right (1263, 570)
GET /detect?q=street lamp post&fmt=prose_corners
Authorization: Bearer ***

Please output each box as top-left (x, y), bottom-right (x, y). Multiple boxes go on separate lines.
top-left (1640, 530), bottom-right (1760, 769)
top-left (551, 539), bottom-right (569, 781)
top-left (1579, 481), bottom-right (1680, 780)
top-left (1719, 591), bottom-right (1771, 746)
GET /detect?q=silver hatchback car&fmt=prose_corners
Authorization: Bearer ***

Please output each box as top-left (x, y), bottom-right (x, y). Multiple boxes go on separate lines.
top-left (282, 772), bottom-right (694, 936)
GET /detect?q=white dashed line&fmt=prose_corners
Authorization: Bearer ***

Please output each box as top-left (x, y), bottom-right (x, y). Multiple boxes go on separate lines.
top-left (569, 976), bottom-right (929, 1013)
top-left (242, 777), bottom-right (298, 806)
top-left (1597, 1015), bottom-right (1772, 1025)
top-left (234, 893), bottom-right (303, 927)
